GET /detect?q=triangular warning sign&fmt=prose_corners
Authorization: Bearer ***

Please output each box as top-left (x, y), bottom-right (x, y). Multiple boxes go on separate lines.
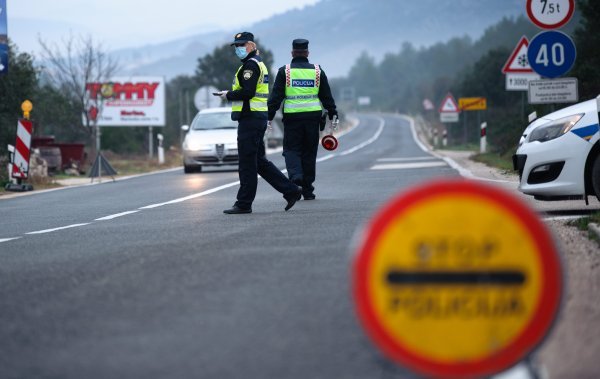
top-left (502, 36), bottom-right (534, 74)
top-left (439, 93), bottom-right (459, 113)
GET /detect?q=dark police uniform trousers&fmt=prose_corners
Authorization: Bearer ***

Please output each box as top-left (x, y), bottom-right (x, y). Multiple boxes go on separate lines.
top-left (283, 117), bottom-right (320, 195)
top-left (235, 117), bottom-right (298, 210)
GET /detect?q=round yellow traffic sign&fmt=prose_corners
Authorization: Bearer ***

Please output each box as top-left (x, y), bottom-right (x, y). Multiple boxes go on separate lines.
top-left (353, 179), bottom-right (563, 378)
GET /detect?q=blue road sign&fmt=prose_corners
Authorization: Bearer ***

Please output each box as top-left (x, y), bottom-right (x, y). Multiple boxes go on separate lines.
top-left (528, 31), bottom-right (576, 79)
top-left (0, 44), bottom-right (8, 75)
top-left (0, 0), bottom-right (7, 75)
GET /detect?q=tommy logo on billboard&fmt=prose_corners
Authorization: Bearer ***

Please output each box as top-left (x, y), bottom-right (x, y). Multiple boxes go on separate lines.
top-left (86, 81), bottom-right (160, 106)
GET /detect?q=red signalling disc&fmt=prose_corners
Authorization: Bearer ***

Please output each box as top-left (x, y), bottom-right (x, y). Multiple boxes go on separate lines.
top-left (321, 135), bottom-right (338, 151)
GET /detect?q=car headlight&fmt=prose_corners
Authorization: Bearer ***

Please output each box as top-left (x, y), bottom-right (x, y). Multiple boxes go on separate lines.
top-left (528, 114), bottom-right (584, 143)
top-left (183, 140), bottom-right (212, 151)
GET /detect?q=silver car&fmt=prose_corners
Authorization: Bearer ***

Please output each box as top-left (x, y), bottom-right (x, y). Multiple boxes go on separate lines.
top-left (182, 107), bottom-right (238, 173)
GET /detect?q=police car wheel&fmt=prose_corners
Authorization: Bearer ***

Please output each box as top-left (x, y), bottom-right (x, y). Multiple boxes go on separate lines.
top-left (592, 154), bottom-right (600, 202)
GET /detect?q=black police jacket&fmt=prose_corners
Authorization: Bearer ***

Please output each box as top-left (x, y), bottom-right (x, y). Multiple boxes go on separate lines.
top-left (268, 57), bottom-right (337, 121)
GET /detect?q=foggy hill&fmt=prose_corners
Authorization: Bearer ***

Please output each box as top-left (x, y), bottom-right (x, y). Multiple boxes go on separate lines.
top-left (115, 0), bottom-right (523, 79)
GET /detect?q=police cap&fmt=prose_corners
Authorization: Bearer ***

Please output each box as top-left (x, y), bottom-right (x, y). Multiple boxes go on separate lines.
top-left (231, 32), bottom-right (254, 46)
top-left (292, 39), bottom-right (309, 50)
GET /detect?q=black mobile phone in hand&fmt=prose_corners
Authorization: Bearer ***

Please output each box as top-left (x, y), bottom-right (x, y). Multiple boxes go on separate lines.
top-left (212, 92), bottom-right (221, 96)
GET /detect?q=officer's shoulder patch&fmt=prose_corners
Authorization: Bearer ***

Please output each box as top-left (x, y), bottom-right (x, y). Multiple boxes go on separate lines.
top-left (243, 70), bottom-right (253, 80)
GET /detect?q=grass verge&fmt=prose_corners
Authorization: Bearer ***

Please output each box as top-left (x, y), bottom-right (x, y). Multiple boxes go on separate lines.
top-left (568, 211), bottom-right (600, 244)
top-left (471, 152), bottom-right (515, 172)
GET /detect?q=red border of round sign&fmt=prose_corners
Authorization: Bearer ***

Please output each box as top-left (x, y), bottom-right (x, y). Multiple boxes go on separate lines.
top-left (526, 0), bottom-right (575, 30)
top-left (352, 179), bottom-right (563, 378)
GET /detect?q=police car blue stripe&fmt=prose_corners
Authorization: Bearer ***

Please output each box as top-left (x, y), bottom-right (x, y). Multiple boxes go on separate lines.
top-left (571, 123), bottom-right (599, 140)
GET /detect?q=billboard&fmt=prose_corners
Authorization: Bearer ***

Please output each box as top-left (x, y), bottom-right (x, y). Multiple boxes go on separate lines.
top-left (85, 76), bottom-right (166, 127)
top-left (0, 0), bottom-right (8, 75)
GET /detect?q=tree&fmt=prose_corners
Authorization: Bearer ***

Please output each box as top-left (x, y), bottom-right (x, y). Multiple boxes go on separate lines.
top-left (38, 34), bottom-right (119, 162)
top-left (571, 0), bottom-right (600, 100)
top-left (194, 39), bottom-right (274, 91)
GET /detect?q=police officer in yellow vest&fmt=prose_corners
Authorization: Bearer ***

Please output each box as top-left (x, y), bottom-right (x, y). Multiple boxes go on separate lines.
top-left (268, 39), bottom-right (338, 200)
top-left (216, 32), bottom-right (302, 214)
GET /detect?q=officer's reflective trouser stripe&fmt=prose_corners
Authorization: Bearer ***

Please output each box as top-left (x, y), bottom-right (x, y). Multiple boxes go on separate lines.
top-left (284, 102), bottom-right (322, 109)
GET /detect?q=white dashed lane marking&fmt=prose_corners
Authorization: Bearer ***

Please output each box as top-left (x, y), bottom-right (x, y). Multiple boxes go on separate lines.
top-left (376, 157), bottom-right (437, 162)
top-left (95, 211), bottom-right (140, 221)
top-left (25, 223), bottom-right (91, 235)
top-left (371, 161), bottom-right (448, 170)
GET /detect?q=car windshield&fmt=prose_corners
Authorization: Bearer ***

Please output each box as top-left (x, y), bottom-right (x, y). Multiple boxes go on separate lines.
top-left (191, 112), bottom-right (237, 130)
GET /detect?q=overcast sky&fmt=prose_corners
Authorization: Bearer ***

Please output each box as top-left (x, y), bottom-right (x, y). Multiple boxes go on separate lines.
top-left (6, 0), bottom-right (320, 54)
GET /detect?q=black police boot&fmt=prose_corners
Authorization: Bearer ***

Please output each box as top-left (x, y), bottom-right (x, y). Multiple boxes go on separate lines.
top-left (223, 205), bottom-right (252, 214)
top-left (303, 193), bottom-right (316, 200)
top-left (284, 187), bottom-right (302, 211)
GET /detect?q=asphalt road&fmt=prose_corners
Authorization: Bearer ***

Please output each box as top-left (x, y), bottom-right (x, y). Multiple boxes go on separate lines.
top-left (0, 114), bottom-right (459, 378)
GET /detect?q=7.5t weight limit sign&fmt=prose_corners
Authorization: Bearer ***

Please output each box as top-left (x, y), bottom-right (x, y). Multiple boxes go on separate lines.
top-left (527, 0), bottom-right (575, 29)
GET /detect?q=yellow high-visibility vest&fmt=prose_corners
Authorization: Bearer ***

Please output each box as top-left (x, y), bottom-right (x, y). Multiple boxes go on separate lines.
top-left (283, 64), bottom-right (323, 114)
top-left (231, 58), bottom-right (269, 118)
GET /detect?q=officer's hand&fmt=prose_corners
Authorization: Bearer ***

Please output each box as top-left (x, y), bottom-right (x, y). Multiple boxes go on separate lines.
top-left (266, 120), bottom-right (273, 135)
top-left (217, 90), bottom-right (229, 100)
top-left (328, 110), bottom-right (338, 120)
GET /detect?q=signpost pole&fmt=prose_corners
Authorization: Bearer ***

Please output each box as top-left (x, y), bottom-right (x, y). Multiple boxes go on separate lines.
top-left (148, 126), bottom-right (154, 159)
top-left (462, 111), bottom-right (467, 145)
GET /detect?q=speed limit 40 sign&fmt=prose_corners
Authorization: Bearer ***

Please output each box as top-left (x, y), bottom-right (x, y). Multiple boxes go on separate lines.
top-left (526, 0), bottom-right (575, 29)
top-left (528, 30), bottom-right (576, 78)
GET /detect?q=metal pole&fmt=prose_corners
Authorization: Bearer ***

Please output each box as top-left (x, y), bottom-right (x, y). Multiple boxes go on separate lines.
top-left (149, 126), bottom-right (154, 158)
top-left (96, 125), bottom-right (102, 183)
top-left (185, 91), bottom-right (191, 124)
top-left (521, 92), bottom-right (524, 121)
top-left (463, 111), bottom-right (467, 145)
top-left (179, 91), bottom-right (184, 126)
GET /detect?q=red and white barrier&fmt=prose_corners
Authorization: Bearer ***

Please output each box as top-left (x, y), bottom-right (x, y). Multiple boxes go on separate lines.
top-left (11, 119), bottom-right (33, 179)
top-left (480, 122), bottom-right (487, 154)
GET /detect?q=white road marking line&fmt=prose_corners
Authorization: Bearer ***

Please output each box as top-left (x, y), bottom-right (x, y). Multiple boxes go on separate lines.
top-left (399, 114), bottom-right (514, 184)
top-left (316, 154), bottom-right (336, 162)
top-left (0, 237), bottom-right (22, 243)
top-left (140, 117), bottom-right (383, 210)
top-left (95, 211), bottom-right (140, 221)
top-left (26, 223), bottom-right (91, 235)
top-left (371, 162), bottom-right (449, 170)
top-left (339, 116), bottom-right (385, 156)
top-left (543, 215), bottom-right (585, 221)
top-left (139, 181), bottom-right (241, 209)
top-left (376, 157), bottom-right (437, 162)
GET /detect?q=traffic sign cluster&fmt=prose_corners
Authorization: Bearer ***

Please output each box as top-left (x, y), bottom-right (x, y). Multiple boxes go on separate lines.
top-left (504, 0), bottom-right (578, 103)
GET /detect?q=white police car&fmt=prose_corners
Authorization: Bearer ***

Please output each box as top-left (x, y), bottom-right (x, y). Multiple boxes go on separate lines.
top-left (513, 96), bottom-right (600, 202)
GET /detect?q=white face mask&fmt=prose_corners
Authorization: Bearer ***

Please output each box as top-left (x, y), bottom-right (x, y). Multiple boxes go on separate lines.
top-left (235, 46), bottom-right (248, 59)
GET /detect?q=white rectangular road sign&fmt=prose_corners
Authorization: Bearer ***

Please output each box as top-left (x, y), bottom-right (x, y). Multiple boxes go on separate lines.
top-left (440, 112), bottom-right (459, 123)
top-left (528, 78), bottom-right (579, 104)
top-left (85, 76), bottom-right (166, 127)
top-left (506, 73), bottom-right (541, 91)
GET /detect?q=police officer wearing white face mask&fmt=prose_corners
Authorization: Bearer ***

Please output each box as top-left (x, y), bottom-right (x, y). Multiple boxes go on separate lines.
top-left (216, 32), bottom-right (302, 214)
